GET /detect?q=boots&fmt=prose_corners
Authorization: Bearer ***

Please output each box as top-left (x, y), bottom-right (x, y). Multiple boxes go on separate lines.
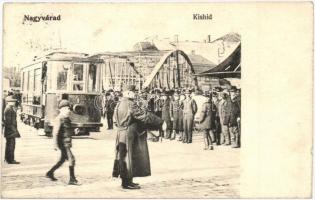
top-left (121, 178), bottom-right (140, 189)
top-left (46, 171), bottom-right (58, 181)
top-left (68, 166), bottom-right (79, 185)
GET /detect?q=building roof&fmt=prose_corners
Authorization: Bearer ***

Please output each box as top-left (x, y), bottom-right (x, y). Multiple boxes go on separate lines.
top-left (188, 54), bottom-right (217, 74)
top-left (196, 43), bottom-right (241, 78)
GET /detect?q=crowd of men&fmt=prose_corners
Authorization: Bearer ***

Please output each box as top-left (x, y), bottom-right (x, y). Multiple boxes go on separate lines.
top-left (2, 84), bottom-right (241, 190)
top-left (102, 85), bottom-right (241, 150)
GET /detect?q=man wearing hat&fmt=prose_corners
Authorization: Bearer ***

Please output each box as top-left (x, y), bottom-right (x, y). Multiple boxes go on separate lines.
top-left (161, 90), bottom-right (172, 139)
top-left (212, 87), bottom-right (222, 145)
top-left (195, 91), bottom-right (216, 150)
top-left (46, 100), bottom-right (78, 185)
top-left (228, 86), bottom-right (241, 148)
top-left (112, 85), bottom-right (164, 189)
top-left (170, 90), bottom-right (184, 140)
top-left (218, 89), bottom-right (231, 145)
top-left (3, 96), bottom-right (21, 164)
top-left (154, 89), bottom-right (163, 139)
top-left (104, 92), bottom-right (115, 130)
top-left (182, 89), bottom-right (197, 143)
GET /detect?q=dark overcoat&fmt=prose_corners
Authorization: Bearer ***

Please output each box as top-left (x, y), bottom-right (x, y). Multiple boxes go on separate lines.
top-left (227, 100), bottom-right (240, 127)
top-left (112, 97), bottom-right (163, 179)
top-left (3, 106), bottom-right (20, 138)
top-left (196, 101), bottom-right (216, 130)
top-left (161, 98), bottom-right (172, 129)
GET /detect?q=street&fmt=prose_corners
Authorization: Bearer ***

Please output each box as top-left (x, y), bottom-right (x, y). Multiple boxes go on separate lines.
top-left (1, 119), bottom-right (240, 198)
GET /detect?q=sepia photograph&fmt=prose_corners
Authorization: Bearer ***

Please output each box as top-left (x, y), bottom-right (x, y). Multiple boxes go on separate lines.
top-left (1, 2), bottom-right (313, 199)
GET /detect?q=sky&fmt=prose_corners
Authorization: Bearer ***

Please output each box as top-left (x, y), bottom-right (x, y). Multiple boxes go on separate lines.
top-left (3, 3), bottom-right (242, 68)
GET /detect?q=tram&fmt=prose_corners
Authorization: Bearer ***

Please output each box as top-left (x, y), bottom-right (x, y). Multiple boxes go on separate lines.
top-left (20, 52), bottom-right (103, 136)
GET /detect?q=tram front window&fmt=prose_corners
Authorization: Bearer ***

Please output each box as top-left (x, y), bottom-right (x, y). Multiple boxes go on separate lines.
top-left (57, 66), bottom-right (68, 90)
top-left (73, 64), bottom-right (84, 91)
top-left (88, 64), bottom-right (97, 92)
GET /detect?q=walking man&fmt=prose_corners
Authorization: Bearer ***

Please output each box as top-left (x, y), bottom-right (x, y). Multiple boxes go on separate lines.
top-left (46, 100), bottom-right (78, 185)
top-left (3, 96), bottom-right (20, 164)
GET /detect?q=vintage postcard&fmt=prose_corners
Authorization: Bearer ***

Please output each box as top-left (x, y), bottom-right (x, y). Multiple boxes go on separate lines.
top-left (1, 2), bottom-right (313, 199)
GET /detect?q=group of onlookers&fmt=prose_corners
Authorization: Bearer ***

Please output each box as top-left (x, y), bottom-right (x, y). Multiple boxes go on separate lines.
top-left (102, 85), bottom-right (241, 150)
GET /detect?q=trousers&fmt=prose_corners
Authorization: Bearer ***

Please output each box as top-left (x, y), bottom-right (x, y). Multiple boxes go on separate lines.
top-left (48, 145), bottom-right (75, 173)
top-left (203, 129), bottom-right (215, 145)
top-left (107, 112), bottom-right (114, 129)
top-left (220, 123), bottom-right (230, 145)
top-left (183, 114), bottom-right (194, 142)
top-left (229, 126), bottom-right (240, 147)
top-left (5, 138), bottom-right (16, 162)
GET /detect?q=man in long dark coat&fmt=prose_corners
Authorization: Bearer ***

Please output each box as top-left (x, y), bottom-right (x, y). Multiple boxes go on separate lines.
top-left (3, 96), bottom-right (21, 164)
top-left (228, 86), bottom-right (241, 148)
top-left (104, 92), bottom-right (116, 129)
top-left (161, 91), bottom-right (172, 139)
top-left (112, 85), bottom-right (163, 189)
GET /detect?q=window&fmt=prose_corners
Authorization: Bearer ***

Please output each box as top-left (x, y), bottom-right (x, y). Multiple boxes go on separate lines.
top-left (34, 68), bottom-right (41, 92)
top-left (56, 64), bottom-right (68, 90)
top-left (87, 64), bottom-right (98, 92)
top-left (29, 70), bottom-right (34, 91)
top-left (72, 64), bottom-right (84, 91)
top-left (21, 72), bottom-right (25, 91)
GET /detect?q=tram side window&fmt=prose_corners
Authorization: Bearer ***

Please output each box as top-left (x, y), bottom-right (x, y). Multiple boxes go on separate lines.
top-left (57, 65), bottom-right (68, 90)
top-left (73, 64), bottom-right (84, 91)
top-left (29, 70), bottom-right (34, 92)
top-left (34, 68), bottom-right (41, 92)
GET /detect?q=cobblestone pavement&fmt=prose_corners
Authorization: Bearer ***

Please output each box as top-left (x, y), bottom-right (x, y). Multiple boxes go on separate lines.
top-left (1, 119), bottom-right (240, 198)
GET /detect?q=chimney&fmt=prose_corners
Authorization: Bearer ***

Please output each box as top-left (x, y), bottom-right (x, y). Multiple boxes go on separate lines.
top-left (207, 35), bottom-right (211, 43)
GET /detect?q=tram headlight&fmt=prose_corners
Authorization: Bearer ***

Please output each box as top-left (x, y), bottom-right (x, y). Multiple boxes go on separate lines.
top-left (72, 104), bottom-right (86, 115)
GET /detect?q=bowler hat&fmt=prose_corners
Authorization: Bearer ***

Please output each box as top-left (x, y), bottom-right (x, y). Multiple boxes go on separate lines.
top-left (59, 100), bottom-right (71, 109)
top-left (213, 87), bottom-right (223, 92)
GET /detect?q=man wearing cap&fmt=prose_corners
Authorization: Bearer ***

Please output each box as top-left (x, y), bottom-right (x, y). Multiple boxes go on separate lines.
top-left (3, 96), bottom-right (21, 164)
top-left (112, 85), bottom-right (164, 189)
top-left (228, 86), bottom-right (241, 148)
top-left (182, 89), bottom-right (197, 143)
top-left (170, 90), bottom-right (184, 140)
top-left (46, 100), bottom-right (78, 185)
top-left (218, 89), bottom-right (231, 145)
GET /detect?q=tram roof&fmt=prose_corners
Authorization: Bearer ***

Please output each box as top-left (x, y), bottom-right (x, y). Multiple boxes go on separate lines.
top-left (22, 51), bottom-right (103, 69)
